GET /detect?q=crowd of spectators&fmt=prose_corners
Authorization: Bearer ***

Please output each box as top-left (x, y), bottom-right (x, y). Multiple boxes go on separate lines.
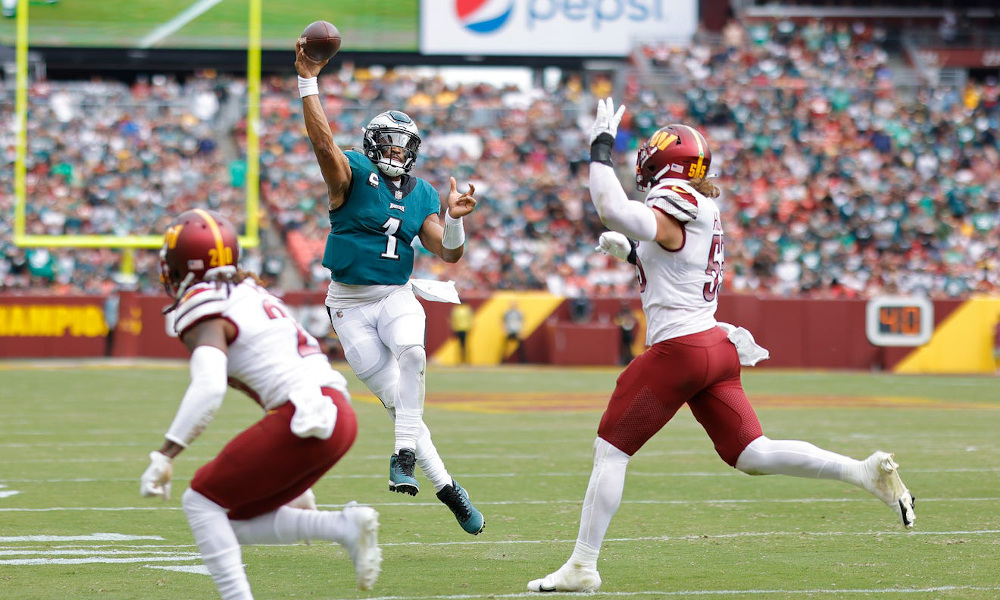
top-left (2, 17), bottom-right (999, 300)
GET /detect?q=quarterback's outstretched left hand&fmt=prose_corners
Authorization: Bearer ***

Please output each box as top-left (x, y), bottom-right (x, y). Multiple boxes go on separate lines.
top-left (590, 97), bottom-right (626, 144)
top-left (447, 177), bottom-right (477, 218)
top-left (140, 451), bottom-right (174, 500)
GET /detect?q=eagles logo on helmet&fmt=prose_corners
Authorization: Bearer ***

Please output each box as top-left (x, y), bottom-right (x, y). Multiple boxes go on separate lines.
top-left (159, 209), bottom-right (240, 300)
top-left (362, 110), bottom-right (421, 178)
top-left (635, 124), bottom-right (712, 192)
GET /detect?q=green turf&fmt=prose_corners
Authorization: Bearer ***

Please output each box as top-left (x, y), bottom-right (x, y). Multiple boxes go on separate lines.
top-left (0, 1), bottom-right (418, 50)
top-left (1, 362), bottom-right (999, 599)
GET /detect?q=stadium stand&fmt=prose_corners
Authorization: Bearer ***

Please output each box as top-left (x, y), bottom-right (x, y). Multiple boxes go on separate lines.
top-left (2, 17), bottom-right (998, 299)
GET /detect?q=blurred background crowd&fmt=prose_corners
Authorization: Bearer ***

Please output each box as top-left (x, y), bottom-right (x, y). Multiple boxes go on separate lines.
top-left (2, 18), bottom-right (999, 299)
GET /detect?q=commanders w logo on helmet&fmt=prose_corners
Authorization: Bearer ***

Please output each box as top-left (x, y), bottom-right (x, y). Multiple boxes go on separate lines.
top-left (636, 124), bottom-right (718, 198)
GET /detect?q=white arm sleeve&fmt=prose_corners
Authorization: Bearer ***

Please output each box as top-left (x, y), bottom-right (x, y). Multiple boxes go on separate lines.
top-left (589, 162), bottom-right (658, 241)
top-left (164, 345), bottom-right (229, 447)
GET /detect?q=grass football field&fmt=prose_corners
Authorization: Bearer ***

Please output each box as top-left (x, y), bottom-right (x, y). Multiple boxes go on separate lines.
top-left (0, 0), bottom-right (418, 50)
top-left (2, 362), bottom-right (999, 599)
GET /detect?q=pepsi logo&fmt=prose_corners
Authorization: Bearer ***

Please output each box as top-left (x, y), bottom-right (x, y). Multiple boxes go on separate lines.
top-left (455, 0), bottom-right (515, 34)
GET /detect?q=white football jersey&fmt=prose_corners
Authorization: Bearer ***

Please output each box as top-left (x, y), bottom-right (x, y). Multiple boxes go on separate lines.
top-left (172, 279), bottom-right (347, 410)
top-left (636, 178), bottom-right (723, 344)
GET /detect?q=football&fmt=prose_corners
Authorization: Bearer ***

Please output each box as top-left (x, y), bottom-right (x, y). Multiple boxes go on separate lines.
top-left (301, 21), bottom-right (341, 62)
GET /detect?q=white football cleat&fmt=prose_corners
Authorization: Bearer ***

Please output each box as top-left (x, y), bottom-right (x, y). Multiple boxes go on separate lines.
top-left (341, 501), bottom-right (382, 590)
top-left (863, 451), bottom-right (915, 528)
top-left (528, 561), bottom-right (602, 593)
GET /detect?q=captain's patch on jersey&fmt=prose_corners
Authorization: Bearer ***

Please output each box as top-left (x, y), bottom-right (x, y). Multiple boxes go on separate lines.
top-left (367, 172), bottom-right (379, 187)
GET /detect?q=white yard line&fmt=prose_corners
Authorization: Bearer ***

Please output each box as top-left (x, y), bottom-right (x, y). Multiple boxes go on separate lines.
top-left (311, 587), bottom-right (1000, 599)
top-left (2, 496), bottom-right (999, 513)
top-left (137, 0), bottom-right (225, 49)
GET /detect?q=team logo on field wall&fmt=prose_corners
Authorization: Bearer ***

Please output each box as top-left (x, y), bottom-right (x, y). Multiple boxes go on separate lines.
top-left (456, 0), bottom-right (515, 34)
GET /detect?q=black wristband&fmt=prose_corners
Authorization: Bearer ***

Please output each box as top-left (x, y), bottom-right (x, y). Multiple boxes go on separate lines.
top-left (627, 239), bottom-right (638, 265)
top-left (590, 132), bottom-right (615, 166)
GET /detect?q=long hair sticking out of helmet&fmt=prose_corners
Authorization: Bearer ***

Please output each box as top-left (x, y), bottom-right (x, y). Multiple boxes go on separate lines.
top-left (159, 209), bottom-right (261, 312)
top-left (635, 124), bottom-right (720, 198)
top-left (362, 110), bottom-right (421, 178)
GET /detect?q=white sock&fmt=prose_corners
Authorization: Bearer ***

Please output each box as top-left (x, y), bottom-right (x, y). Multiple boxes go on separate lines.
top-left (231, 506), bottom-right (354, 546)
top-left (394, 409), bottom-right (421, 454)
top-left (2, 0), bottom-right (17, 13)
top-left (573, 437), bottom-right (630, 566)
top-left (568, 540), bottom-right (600, 569)
top-left (735, 436), bottom-right (861, 482)
top-left (181, 489), bottom-right (253, 600)
top-left (414, 423), bottom-right (452, 491)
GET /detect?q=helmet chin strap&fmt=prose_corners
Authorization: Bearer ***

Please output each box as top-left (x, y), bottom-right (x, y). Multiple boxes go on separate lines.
top-left (162, 272), bottom-right (196, 314)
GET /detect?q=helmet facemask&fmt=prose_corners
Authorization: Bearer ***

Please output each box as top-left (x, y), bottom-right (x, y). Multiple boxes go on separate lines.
top-left (363, 110), bottom-right (421, 178)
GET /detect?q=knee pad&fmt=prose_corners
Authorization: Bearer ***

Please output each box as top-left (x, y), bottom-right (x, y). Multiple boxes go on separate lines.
top-left (397, 345), bottom-right (426, 375)
top-left (734, 435), bottom-right (770, 475)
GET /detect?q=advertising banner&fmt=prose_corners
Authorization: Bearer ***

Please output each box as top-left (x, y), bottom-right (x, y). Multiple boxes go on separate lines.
top-left (420, 0), bottom-right (697, 57)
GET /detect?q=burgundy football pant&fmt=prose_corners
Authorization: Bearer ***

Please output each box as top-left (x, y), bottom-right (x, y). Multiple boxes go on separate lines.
top-left (598, 326), bottom-right (763, 466)
top-left (191, 388), bottom-right (357, 520)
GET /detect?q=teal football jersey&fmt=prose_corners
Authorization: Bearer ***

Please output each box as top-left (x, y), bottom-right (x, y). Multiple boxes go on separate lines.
top-left (322, 151), bottom-right (442, 285)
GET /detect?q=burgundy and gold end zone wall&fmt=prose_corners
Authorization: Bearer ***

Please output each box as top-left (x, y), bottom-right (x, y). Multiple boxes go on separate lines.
top-left (2, 293), bottom-right (997, 373)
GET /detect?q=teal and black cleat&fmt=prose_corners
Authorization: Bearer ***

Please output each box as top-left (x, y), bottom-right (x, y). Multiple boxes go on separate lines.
top-left (436, 479), bottom-right (485, 535)
top-left (389, 449), bottom-right (419, 496)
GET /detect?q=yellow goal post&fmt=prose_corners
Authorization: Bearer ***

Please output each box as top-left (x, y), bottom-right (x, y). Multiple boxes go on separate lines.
top-left (11, 0), bottom-right (263, 275)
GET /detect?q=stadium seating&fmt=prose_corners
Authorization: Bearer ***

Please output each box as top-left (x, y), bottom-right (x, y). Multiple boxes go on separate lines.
top-left (2, 19), bottom-right (998, 298)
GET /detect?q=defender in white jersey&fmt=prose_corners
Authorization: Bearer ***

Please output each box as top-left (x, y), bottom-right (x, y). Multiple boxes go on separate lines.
top-left (527, 100), bottom-right (916, 594)
top-left (140, 209), bottom-right (382, 599)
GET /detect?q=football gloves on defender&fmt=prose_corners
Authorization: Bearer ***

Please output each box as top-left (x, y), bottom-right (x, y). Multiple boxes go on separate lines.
top-left (140, 451), bottom-right (174, 500)
top-left (596, 231), bottom-right (636, 264)
top-left (590, 97), bottom-right (626, 144)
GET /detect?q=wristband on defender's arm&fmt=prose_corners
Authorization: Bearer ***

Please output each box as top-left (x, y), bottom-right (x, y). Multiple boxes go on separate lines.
top-left (590, 132), bottom-right (615, 166)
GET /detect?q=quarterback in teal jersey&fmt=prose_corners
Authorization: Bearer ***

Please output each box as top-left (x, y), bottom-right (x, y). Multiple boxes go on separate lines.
top-left (295, 38), bottom-right (484, 535)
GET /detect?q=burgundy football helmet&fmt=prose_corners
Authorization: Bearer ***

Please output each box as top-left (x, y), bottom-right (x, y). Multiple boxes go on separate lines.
top-left (635, 124), bottom-right (712, 192)
top-left (159, 209), bottom-right (240, 298)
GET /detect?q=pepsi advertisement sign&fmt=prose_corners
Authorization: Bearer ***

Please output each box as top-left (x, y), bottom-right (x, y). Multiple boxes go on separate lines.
top-left (421, 0), bottom-right (697, 57)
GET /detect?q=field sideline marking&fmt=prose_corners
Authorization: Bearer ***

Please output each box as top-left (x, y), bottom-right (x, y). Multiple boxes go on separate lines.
top-left (138, 0), bottom-right (224, 48)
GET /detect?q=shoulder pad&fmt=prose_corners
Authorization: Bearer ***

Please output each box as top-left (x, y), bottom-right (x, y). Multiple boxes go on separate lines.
top-left (646, 182), bottom-right (700, 223)
top-left (345, 149), bottom-right (374, 171)
top-left (173, 283), bottom-right (230, 336)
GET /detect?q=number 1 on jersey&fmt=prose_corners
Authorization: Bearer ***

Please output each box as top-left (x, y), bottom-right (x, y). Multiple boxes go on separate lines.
top-left (381, 217), bottom-right (401, 259)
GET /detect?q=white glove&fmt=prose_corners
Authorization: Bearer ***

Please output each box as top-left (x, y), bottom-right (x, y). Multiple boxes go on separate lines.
top-left (140, 451), bottom-right (174, 500)
top-left (595, 231), bottom-right (633, 262)
top-left (590, 97), bottom-right (626, 144)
